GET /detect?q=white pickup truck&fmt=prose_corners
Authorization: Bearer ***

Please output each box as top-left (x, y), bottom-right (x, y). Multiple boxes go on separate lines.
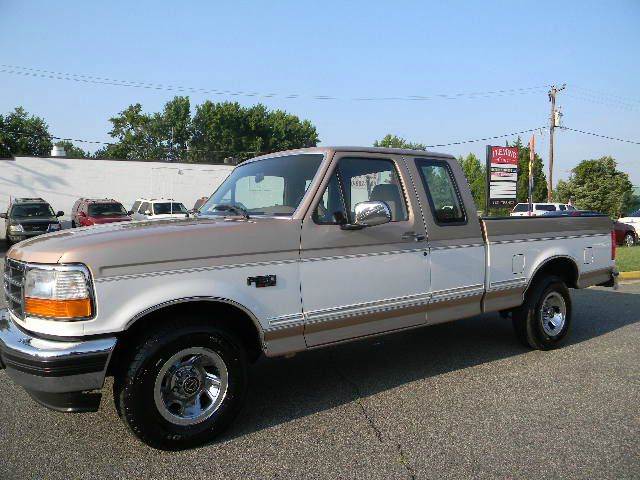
top-left (1, 146), bottom-right (618, 450)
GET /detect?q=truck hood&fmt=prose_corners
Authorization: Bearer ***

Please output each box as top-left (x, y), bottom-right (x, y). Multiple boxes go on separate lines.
top-left (7, 216), bottom-right (302, 279)
top-left (11, 216), bottom-right (59, 225)
top-left (88, 216), bottom-right (132, 224)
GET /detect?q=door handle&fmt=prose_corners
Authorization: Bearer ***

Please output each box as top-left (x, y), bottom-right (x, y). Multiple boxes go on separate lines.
top-left (402, 231), bottom-right (426, 242)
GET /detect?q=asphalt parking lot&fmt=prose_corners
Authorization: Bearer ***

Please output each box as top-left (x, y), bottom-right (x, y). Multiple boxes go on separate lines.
top-left (0, 243), bottom-right (638, 480)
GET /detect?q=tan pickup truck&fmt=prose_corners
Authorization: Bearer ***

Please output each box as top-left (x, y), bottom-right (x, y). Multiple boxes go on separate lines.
top-left (1, 146), bottom-right (617, 450)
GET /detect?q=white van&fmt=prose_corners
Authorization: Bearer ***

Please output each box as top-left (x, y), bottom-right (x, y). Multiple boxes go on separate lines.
top-left (130, 198), bottom-right (189, 221)
top-left (511, 203), bottom-right (576, 216)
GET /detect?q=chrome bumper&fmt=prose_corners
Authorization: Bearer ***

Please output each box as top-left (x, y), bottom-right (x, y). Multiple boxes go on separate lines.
top-left (0, 309), bottom-right (117, 412)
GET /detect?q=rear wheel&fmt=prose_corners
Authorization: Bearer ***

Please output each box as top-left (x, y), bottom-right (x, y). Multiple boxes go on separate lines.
top-left (623, 232), bottom-right (635, 247)
top-left (114, 319), bottom-right (249, 450)
top-left (512, 275), bottom-right (572, 350)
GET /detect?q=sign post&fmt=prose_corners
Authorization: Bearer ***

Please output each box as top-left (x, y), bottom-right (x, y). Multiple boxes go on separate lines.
top-left (486, 145), bottom-right (519, 215)
top-left (528, 135), bottom-right (535, 215)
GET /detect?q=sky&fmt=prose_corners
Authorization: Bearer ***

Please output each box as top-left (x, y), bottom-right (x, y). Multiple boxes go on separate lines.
top-left (1, 0), bottom-right (639, 185)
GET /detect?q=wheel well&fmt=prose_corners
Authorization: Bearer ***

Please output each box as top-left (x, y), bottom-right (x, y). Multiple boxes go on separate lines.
top-left (529, 257), bottom-right (579, 291)
top-left (109, 300), bottom-right (263, 374)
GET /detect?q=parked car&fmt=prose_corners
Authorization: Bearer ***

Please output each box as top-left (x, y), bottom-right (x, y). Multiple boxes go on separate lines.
top-left (1, 197), bottom-right (63, 246)
top-left (0, 146), bottom-right (618, 450)
top-left (130, 198), bottom-right (189, 221)
top-left (511, 202), bottom-right (576, 216)
top-left (617, 209), bottom-right (640, 237)
top-left (71, 198), bottom-right (132, 227)
top-left (614, 220), bottom-right (637, 247)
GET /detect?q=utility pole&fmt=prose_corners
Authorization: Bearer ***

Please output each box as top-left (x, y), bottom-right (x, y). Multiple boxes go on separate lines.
top-left (547, 83), bottom-right (566, 201)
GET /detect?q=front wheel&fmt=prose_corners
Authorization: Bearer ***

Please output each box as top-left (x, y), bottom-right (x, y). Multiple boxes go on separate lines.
top-left (623, 233), bottom-right (635, 247)
top-left (114, 320), bottom-right (249, 450)
top-left (512, 275), bottom-right (572, 350)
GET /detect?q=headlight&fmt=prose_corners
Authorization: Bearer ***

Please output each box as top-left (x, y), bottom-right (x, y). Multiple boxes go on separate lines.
top-left (9, 224), bottom-right (24, 233)
top-left (47, 223), bottom-right (61, 232)
top-left (23, 265), bottom-right (94, 319)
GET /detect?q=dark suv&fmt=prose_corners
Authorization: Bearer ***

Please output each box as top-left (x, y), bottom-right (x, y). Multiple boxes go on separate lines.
top-left (1, 198), bottom-right (63, 246)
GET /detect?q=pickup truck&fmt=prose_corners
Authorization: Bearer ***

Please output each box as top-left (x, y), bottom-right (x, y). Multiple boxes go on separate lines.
top-left (0, 146), bottom-right (618, 450)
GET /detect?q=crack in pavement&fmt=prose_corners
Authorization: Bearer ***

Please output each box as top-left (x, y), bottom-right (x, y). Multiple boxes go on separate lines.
top-left (334, 365), bottom-right (417, 480)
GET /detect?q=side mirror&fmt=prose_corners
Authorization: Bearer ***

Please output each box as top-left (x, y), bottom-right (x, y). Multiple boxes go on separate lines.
top-left (0, 213), bottom-right (6, 219)
top-left (341, 201), bottom-right (392, 230)
top-left (127, 210), bottom-right (134, 215)
top-left (56, 211), bottom-right (64, 217)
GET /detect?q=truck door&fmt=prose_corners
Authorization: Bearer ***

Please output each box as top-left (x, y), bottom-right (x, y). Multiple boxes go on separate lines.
top-left (405, 157), bottom-right (486, 324)
top-left (300, 152), bottom-right (430, 347)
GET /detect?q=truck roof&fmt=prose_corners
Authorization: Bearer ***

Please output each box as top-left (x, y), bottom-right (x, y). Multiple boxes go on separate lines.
top-left (11, 197), bottom-right (49, 205)
top-left (248, 146), bottom-right (455, 164)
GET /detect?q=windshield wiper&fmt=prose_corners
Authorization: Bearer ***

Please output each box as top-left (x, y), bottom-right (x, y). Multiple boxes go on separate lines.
top-left (212, 204), bottom-right (250, 219)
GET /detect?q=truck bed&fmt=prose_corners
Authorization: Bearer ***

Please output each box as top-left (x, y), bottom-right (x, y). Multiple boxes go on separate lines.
top-left (480, 215), bottom-right (614, 312)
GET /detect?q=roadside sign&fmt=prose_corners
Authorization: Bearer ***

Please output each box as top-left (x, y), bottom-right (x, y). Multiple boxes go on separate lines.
top-left (486, 145), bottom-right (518, 209)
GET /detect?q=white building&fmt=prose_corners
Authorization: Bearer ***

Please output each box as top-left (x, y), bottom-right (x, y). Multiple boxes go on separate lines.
top-left (0, 155), bottom-right (234, 217)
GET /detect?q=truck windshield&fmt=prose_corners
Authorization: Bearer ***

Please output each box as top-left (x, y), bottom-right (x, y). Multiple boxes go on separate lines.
top-left (10, 204), bottom-right (55, 218)
top-left (201, 154), bottom-right (324, 217)
top-left (512, 204), bottom-right (528, 213)
top-left (88, 203), bottom-right (127, 217)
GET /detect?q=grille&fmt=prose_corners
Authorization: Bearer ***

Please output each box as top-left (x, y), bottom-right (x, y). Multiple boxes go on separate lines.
top-left (22, 224), bottom-right (49, 232)
top-left (4, 258), bottom-right (26, 319)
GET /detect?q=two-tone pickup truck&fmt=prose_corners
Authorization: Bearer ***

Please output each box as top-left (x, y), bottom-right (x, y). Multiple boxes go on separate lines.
top-left (0, 147), bottom-right (618, 450)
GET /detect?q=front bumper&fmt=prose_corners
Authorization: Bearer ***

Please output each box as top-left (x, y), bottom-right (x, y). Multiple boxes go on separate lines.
top-left (0, 309), bottom-right (117, 412)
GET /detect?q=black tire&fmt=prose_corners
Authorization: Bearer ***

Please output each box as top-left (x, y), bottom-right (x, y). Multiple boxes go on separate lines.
top-left (71, 221), bottom-right (76, 228)
top-left (512, 275), bottom-right (572, 350)
top-left (114, 319), bottom-right (249, 450)
top-left (623, 233), bottom-right (635, 247)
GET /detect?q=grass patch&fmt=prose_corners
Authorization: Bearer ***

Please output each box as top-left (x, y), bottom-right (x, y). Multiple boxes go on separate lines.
top-left (616, 246), bottom-right (640, 272)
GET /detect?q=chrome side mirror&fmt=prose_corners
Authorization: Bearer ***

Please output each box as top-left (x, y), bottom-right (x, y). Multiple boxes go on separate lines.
top-left (342, 201), bottom-right (392, 229)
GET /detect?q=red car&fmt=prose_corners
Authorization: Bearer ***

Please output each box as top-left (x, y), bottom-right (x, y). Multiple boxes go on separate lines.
top-left (71, 198), bottom-right (132, 227)
top-left (614, 221), bottom-right (637, 247)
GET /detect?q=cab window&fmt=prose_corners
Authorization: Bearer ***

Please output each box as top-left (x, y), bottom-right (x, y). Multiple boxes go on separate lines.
top-left (313, 157), bottom-right (408, 224)
top-left (415, 159), bottom-right (466, 225)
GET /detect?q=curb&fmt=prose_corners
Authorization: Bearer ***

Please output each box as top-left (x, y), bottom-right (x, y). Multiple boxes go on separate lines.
top-left (619, 271), bottom-right (640, 281)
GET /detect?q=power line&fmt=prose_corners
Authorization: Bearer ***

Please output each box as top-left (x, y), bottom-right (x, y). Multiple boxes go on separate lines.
top-left (422, 127), bottom-right (545, 148)
top-left (559, 126), bottom-right (640, 145)
top-left (1, 126), bottom-right (545, 154)
top-left (569, 84), bottom-right (640, 106)
top-left (0, 64), bottom-right (552, 103)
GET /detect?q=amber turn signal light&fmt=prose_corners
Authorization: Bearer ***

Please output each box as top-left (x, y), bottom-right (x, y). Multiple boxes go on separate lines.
top-left (25, 297), bottom-right (92, 319)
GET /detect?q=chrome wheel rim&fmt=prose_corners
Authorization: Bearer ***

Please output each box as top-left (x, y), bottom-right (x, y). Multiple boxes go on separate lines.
top-left (154, 347), bottom-right (229, 426)
top-left (540, 291), bottom-right (566, 337)
top-left (624, 235), bottom-right (634, 247)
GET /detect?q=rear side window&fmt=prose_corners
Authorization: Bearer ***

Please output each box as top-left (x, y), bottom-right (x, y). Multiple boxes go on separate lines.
top-left (415, 159), bottom-right (466, 225)
top-left (559, 205), bottom-right (566, 211)
top-left (535, 204), bottom-right (556, 211)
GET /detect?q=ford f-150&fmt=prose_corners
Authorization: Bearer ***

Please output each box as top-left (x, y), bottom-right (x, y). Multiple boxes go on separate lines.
top-left (0, 146), bottom-right (618, 450)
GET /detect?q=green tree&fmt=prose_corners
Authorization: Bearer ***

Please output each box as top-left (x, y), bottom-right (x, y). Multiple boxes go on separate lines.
top-left (507, 137), bottom-right (548, 203)
top-left (457, 153), bottom-right (486, 210)
top-left (94, 103), bottom-right (164, 160)
top-left (554, 157), bottom-right (633, 218)
top-left (374, 134), bottom-right (427, 150)
top-left (191, 101), bottom-right (318, 163)
top-left (54, 140), bottom-right (89, 158)
top-left (96, 97), bottom-right (318, 163)
top-left (0, 107), bottom-right (52, 157)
